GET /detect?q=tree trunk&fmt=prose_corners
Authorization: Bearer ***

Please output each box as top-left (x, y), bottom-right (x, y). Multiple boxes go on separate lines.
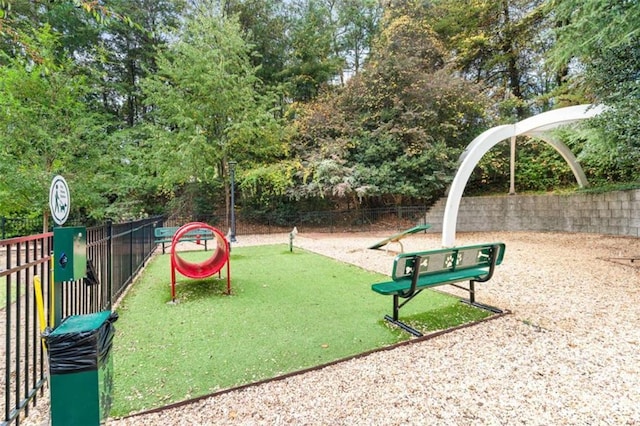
top-left (502, 0), bottom-right (525, 119)
top-left (43, 208), bottom-right (49, 234)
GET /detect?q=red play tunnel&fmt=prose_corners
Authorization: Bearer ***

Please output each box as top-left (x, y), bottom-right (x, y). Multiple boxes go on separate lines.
top-left (170, 222), bottom-right (230, 301)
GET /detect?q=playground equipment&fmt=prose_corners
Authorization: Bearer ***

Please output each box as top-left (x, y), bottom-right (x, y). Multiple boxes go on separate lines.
top-left (170, 222), bottom-right (231, 301)
top-left (442, 104), bottom-right (604, 247)
top-left (368, 224), bottom-right (431, 252)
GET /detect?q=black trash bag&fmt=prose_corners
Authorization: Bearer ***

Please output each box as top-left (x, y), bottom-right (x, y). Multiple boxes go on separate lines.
top-left (84, 259), bottom-right (100, 286)
top-left (44, 312), bottom-right (118, 375)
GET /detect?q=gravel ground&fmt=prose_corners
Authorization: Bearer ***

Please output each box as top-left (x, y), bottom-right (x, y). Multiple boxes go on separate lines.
top-left (21, 231), bottom-right (640, 425)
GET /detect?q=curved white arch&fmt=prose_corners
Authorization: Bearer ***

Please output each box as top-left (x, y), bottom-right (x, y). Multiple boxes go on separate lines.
top-left (535, 134), bottom-right (588, 187)
top-left (442, 104), bottom-right (604, 247)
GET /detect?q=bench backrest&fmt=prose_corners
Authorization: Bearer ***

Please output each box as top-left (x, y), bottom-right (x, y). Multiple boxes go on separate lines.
top-left (154, 227), bottom-right (215, 239)
top-left (154, 227), bottom-right (180, 238)
top-left (392, 242), bottom-right (506, 281)
top-left (181, 228), bottom-right (214, 238)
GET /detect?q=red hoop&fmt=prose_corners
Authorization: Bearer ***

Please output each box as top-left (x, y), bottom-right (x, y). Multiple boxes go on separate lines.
top-left (170, 222), bottom-right (230, 301)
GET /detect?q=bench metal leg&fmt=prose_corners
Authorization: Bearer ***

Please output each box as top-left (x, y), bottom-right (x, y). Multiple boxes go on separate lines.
top-left (463, 301), bottom-right (503, 314)
top-left (383, 292), bottom-right (425, 337)
top-left (383, 315), bottom-right (423, 337)
top-left (393, 295), bottom-right (399, 320)
top-left (459, 280), bottom-right (503, 314)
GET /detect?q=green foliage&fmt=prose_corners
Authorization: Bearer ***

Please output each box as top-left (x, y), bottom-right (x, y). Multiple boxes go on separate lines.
top-left (286, 9), bottom-right (488, 204)
top-left (225, 0), bottom-right (290, 88)
top-left (466, 132), bottom-right (591, 195)
top-left (0, 213), bottom-right (43, 239)
top-left (279, 0), bottom-right (344, 101)
top-left (336, 0), bottom-right (382, 75)
top-left (549, 1), bottom-right (640, 187)
top-left (428, 0), bottom-right (551, 119)
top-left (465, 142), bottom-right (511, 195)
top-left (141, 7), bottom-right (270, 202)
top-left (166, 181), bottom-right (224, 219)
top-left (95, 0), bottom-right (184, 126)
top-left (223, 0), bottom-right (382, 96)
top-left (71, 0), bottom-right (137, 26)
top-left (0, 1), bottom-right (136, 64)
top-left (582, 38), bottom-right (640, 183)
top-left (551, 0), bottom-right (640, 64)
top-left (1, 0), bottom-right (638, 220)
top-left (577, 182), bottom-right (640, 194)
top-left (514, 140), bottom-right (574, 191)
top-left (555, 123), bottom-right (640, 186)
top-left (0, 27), bottom-right (114, 220)
top-left (240, 160), bottom-right (300, 202)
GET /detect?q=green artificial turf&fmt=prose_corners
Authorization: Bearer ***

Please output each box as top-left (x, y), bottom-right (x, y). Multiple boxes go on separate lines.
top-left (111, 244), bottom-right (491, 416)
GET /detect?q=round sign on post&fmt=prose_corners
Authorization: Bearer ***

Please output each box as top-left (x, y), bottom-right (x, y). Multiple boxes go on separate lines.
top-left (49, 175), bottom-right (70, 226)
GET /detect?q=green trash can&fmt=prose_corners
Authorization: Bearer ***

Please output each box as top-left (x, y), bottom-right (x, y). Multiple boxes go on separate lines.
top-left (45, 310), bottom-right (118, 426)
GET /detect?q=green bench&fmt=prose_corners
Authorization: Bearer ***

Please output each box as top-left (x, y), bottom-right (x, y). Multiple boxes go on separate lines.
top-left (371, 242), bottom-right (505, 336)
top-left (154, 226), bottom-right (214, 254)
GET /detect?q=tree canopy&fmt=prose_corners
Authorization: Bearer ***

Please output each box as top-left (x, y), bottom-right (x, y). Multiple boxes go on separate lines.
top-left (0, 0), bottom-right (638, 223)
top-left (0, 27), bottom-right (113, 221)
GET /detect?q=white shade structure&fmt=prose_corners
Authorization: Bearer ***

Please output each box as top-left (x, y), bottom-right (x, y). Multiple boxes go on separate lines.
top-left (442, 104), bottom-right (605, 247)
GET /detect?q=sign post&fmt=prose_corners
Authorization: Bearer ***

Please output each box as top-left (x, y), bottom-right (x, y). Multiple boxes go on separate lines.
top-left (49, 175), bottom-right (70, 227)
top-left (49, 175), bottom-right (86, 327)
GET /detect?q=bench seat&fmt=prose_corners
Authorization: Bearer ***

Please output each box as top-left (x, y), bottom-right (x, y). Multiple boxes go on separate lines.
top-left (372, 266), bottom-right (490, 296)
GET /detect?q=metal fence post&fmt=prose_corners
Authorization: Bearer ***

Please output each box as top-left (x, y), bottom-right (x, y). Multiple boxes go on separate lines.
top-left (142, 221), bottom-right (147, 267)
top-left (106, 220), bottom-right (113, 309)
top-left (129, 221), bottom-right (134, 285)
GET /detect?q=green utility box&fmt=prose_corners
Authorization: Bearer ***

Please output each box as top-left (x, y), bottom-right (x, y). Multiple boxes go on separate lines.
top-left (46, 310), bottom-right (118, 426)
top-left (53, 227), bottom-right (87, 282)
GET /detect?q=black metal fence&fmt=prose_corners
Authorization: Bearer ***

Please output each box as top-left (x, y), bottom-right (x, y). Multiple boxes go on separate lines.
top-left (166, 205), bottom-right (429, 235)
top-left (1, 216), bottom-right (162, 426)
top-left (1, 232), bottom-right (52, 426)
top-left (3, 206), bottom-right (430, 240)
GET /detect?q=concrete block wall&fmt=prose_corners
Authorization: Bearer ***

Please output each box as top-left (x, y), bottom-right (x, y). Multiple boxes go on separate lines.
top-left (423, 189), bottom-right (640, 237)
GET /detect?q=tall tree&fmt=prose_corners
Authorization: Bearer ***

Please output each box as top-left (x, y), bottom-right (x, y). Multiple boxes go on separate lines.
top-left (288, 7), bottom-right (488, 205)
top-left (551, 0), bottom-right (640, 62)
top-left (141, 2), bottom-right (284, 216)
top-left (0, 27), bottom-right (114, 224)
top-left (224, 0), bottom-right (381, 97)
top-left (281, 0), bottom-right (344, 102)
top-left (427, 0), bottom-right (550, 119)
top-left (0, 0), bottom-right (134, 62)
top-left (574, 39), bottom-right (640, 183)
top-left (92, 0), bottom-right (184, 127)
top-left (550, 0), bottom-right (640, 184)
top-left (335, 0), bottom-right (382, 78)
top-left (222, 0), bottom-right (289, 89)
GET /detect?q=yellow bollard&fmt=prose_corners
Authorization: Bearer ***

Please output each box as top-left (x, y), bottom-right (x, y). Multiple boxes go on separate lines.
top-left (33, 276), bottom-right (50, 382)
top-left (33, 276), bottom-right (47, 335)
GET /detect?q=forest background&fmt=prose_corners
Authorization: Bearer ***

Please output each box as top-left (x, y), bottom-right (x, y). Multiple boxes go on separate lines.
top-left (1, 0), bottom-right (638, 228)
